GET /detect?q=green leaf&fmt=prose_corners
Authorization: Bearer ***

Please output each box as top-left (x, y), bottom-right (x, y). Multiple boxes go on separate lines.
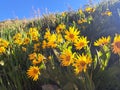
top-left (94, 55), bottom-right (98, 69)
top-left (104, 52), bottom-right (111, 66)
top-left (40, 62), bottom-right (46, 69)
top-left (96, 50), bottom-right (103, 58)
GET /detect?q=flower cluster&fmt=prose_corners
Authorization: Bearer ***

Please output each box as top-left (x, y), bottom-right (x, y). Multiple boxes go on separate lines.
top-left (0, 38), bottom-right (9, 54)
top-left (93, 35), bottom-right (120, 55)
top-left (25, 25), bottom-right (93, 80)
top-left (0, 6), bottom-right (116, 83)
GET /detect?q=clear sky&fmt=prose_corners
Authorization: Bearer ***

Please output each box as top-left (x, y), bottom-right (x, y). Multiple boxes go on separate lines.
top-left (0, 0), bottom-right (99, 21)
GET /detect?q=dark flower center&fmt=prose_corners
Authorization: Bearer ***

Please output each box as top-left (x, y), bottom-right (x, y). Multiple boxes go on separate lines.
top-left (33, 69), bottom-right (38, 74)
top-left (79, 42), bottom-right (84, 46)
top-left (66, 55), bottom-right (70, 61)
top-left (115, 42), bottom-right (120, 48)
top-left (69, 34), bottom-right (74, 39)
top-left (80, 61), bottom-right (86, 67)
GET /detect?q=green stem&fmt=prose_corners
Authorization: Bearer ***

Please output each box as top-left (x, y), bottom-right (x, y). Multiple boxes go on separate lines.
top-left (84, 72), bottom-right (95, 90)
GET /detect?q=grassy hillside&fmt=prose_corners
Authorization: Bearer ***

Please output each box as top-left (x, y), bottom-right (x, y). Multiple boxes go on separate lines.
top-left (0, 0), bottom-right (120, 90)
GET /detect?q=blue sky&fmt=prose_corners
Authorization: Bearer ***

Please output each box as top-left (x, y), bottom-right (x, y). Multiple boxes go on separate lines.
top-left (0, 0), bottom-right (98, 21)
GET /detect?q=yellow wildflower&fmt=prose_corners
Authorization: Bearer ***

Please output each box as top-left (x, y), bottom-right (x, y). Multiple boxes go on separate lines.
top-left (78, 9), bottom-right (83, 15)
top-left (47, 34), bottom-right (57, 42)
top-left (32, 59), bottom-right (38, 65)
top-left (74, 36), bottom-right (89, 50)
top-left (73, 54), bottom-right (92, 74)
top-left (45, 28), bottom-right (50, 31)
top-left (57, 34), bottom-right (63, 43)
top-left (13, 33), bottom-right (23, 45)
top-left (0, 39), bottom-right (9, 48)
top-left (65, 27), bottom-right (80, 42)
top-left (112, 34), bottom-right (120, 54)
top-left (34, 43), bottom-right (40, 52)
top-left (60, 49), bottom-right (74, 66)
top-left (32, 54), bottom-right (45, 65)
top-left (56, 23), bottom-right (66, 33)
top-left (44, 30), bottom-right (51, 39)
top-left (22, 47), bottom-right (27, 52)
top-left (48, 56), bottom-right (52, 60)
top-left (61, 12), bottom-right (66, 17)
top-left (23, 38), bottom-right (30, 45)
top-left (78, 18), bottom-right (87, 24)
top-left (13, 33), bottom-right (22, 40)
top-left (42, 40), bottom-right (47, 49)
top-left (14, 39), bottom-right (23, 45)
top-left (29, 28), bottom-right (39, 41)
top-left (29, 28), bottom-right (38, 34)
top-left (29, 53), bottom-right (37, 60)
top-left (47, 41), bottom-right (57, 48)
top-left (85, 7), bottom-right (95, 13)
top-left (30, 32), bottom-right (39, 41)
top-left (37, 54), bottom-right (45, 63)
top-left (94, 36), bottom-right (111, 46)
top-left (27, 66), bottom-right (40, 81)
top-left (0, 47), bottom-right (6, 54)
top-left (101, 10), bottom-right (112, 16)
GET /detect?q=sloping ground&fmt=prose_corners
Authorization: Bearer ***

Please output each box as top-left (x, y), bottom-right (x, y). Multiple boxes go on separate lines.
top-left (0, 0), bottom-right (120, 90)
top-left (82, 0), bottom-right (120, 39)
